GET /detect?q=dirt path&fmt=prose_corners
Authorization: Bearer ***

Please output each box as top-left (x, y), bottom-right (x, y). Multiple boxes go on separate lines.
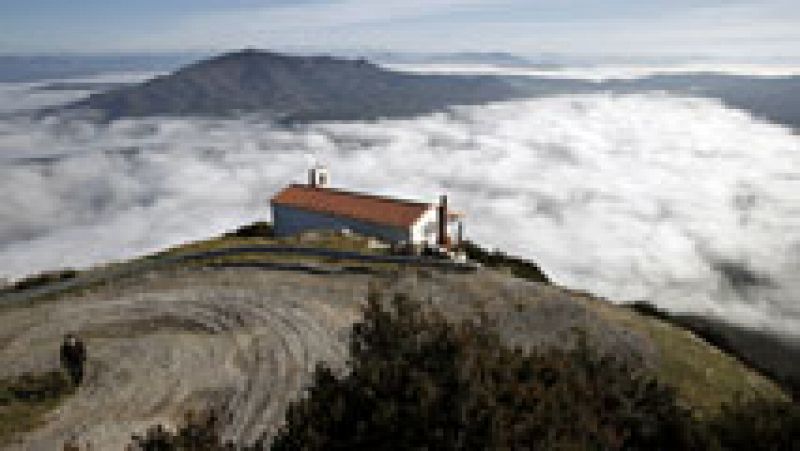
top-left (0, 245), bottom-right (471, 309)
top-left (0, 269), bottom-right (367, 449)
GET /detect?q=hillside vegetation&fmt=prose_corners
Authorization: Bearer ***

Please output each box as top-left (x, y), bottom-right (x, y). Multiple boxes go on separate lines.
top-left (133, 290), bottom-right (798, 450)
top-left (0, 372), bottom-right (73, 448)
top-left (0, 227), bottom-right (789, 449)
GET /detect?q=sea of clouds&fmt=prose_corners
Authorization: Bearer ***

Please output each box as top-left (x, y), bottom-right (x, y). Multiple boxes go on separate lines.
top-left (0, 72), bottom-right (161, 115)
top-left (384, 62), bottom-right (800, 81)
top-left (1, 82), bottom-right (798, 338)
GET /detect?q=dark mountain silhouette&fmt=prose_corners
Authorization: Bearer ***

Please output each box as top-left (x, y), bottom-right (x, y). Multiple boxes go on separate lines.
top-left (64, 49), bottom-right (527, 122)
top-left (58, 50), bottom-right (800, 129)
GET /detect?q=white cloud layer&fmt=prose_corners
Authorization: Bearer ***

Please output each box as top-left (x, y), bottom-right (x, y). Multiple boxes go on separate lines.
top-left (1, 92), bottom-right (798, 339)
top-left (384, 62), bottom-right (800, 81)
top-left (0, 72), bottom-right (161, 114)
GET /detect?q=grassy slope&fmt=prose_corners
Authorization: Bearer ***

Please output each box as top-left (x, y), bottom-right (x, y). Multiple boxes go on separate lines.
top-left (0, 227), bottom-right (788, 440)
top-left (596, 303), bottom-right (786, 417)
top-left (627, 303), bottom-right (800, 399)
top-left (0, 228), bottom-right (393, 310)
top-left (0, 372), bottom-right (74, 446)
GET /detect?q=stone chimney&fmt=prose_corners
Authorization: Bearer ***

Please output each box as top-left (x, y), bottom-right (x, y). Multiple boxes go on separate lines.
top-left (437, 194), bottom-right (448, 248)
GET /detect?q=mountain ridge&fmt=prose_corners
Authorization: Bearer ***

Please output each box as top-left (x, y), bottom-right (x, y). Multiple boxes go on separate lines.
top-left (63, 49), bottom-right (525, 122)
top-left (59, 49), bottom-right (800, 130)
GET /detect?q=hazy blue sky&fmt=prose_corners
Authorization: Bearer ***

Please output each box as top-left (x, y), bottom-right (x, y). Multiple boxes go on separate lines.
top-left (2, 0), bottom-right (799, 60)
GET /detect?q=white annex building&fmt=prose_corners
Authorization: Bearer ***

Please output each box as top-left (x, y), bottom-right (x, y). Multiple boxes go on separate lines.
top-left (271, 167), bottom-right (463, 250)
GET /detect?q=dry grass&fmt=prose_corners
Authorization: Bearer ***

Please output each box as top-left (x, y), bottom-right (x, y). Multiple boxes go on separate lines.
top-left (148, 229), bottom-right (390, 262)
top-left (593, 301), bottom-right (787, 418)
top-left (0, 233), bottom-right (788, 448)
top-left (0, 372), bottom-right (74, 447)
top-left (0, 229), bottom-right (394, 313)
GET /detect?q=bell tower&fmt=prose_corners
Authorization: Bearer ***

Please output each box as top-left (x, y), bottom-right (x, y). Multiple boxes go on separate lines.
top-left (308, 165), bottom-right (329, 188)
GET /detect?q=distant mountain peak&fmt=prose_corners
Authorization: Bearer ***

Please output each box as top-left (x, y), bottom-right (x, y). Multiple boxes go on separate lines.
top-left (59, 49), bottom-right (524, 122)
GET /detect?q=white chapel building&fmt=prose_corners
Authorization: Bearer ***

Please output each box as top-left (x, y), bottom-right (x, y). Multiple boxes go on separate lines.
top-left (271, 167), bottom-right (463, 250)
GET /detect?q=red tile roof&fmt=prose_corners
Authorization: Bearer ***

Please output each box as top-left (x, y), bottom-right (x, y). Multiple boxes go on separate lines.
top-left (271, 184), bottom-right (433, 228)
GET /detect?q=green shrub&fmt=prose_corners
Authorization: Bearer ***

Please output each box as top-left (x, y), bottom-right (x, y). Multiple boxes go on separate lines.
top-left (710, 397), bottom-right (800, 450)
top-left (272, 292), bottom-right (705, 450)
top-left (461, 240), bottom-right (550, 284)
top-left (5, 269), bottom-right (78, 292)
top-left (0, 371), bottom-right (74, 445)
top-left (0, 371), bottom-right (72, 403)
top-left (128, 292), bottom-right (799, 450)
top-left (130, 412), bottom-right (238, 451)
top-left (223, 222), bottom-right (273, 238)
